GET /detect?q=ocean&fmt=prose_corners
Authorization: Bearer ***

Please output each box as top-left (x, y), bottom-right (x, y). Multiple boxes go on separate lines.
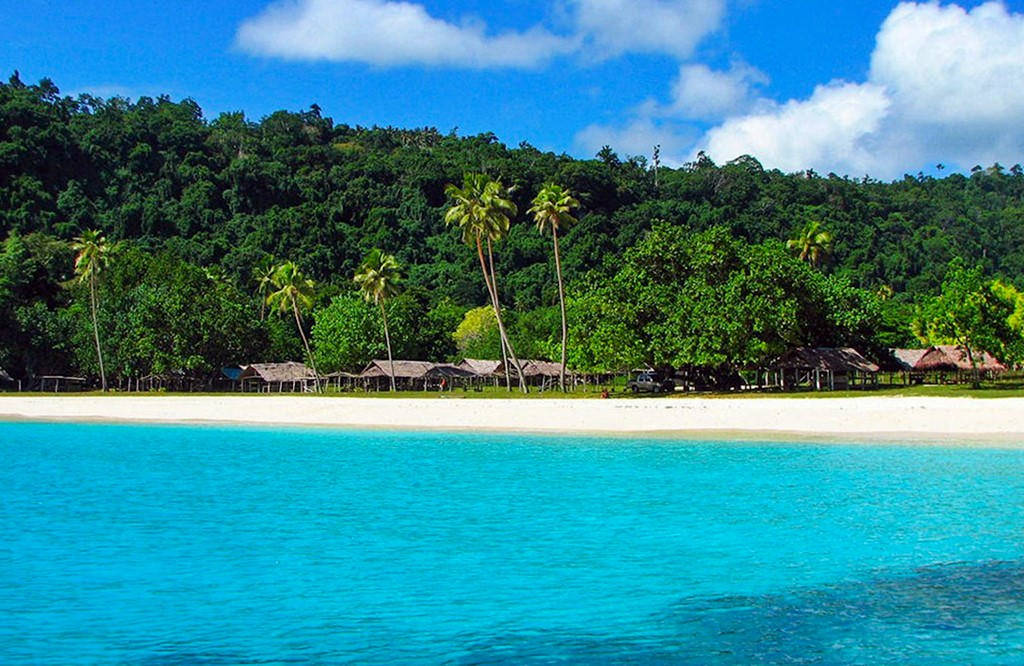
top-left (2, 421), bottom-right (1023, 663)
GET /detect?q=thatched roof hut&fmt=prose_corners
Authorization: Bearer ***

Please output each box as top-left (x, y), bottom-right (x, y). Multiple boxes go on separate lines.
top-left (458, 359), bottom-right (503, 376)
top-left (359, 360), bottom-right (436, 379)
top-left (520, 360), bottom-right (564, 377)
top-left (239, 362), bottom-right (315, 383)
top-left (933, 345), bottom-right (1007, 372)
top-left (426, 364), bottom-right (477, 379)
top-left (889, 348), bottom-right (934, 372)
top-left (776, 347), bottom-right (879, 373)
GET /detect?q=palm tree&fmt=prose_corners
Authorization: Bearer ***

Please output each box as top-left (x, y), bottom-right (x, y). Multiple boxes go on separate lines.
top-left (444, 172), bottom-right (528, 392)
top-left (529, 183), bottom-right (580, 392)
top-left (70, 230), bottom-right (117, 391)
top-left (354, 249), bottom-right (402, 392)
top-left (787, 220), bottom-right (833, 267)
top-left (266, 261), bottom-right (320, 392)
top-left (253, 258), bottom-right (277, 321)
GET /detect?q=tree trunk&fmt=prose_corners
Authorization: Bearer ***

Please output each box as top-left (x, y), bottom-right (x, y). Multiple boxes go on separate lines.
top-left (963, 342), bottom-right (980, 389)
top-left (90, 274), bottom-right (107, 391)
top-left (553, 229), bottom-right (568, 392)
top-left (476, 238), bottom-right (527, 393)
top-left (293, 298), bottom-right (320, 392)
top-left (488, 239), bottom-right (511, 391)
top-left (380, 302), bottom-right (396, 392)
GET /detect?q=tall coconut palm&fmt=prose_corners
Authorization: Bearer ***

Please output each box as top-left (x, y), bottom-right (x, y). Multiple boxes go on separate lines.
top-left (70, 230), bottom-right (118, 391)
top-left (266, 261), bottom-right (320, 392)
top-left (354, 249), bottom-right (402, 392)
top-left (253, 258), bottom-right (277, 321)
top-left (444, 173), bottom-right (528, 392)
top-left (787, 220), bottom-right (833, 267)
top-left (529, 183), bottom-right (580, 392)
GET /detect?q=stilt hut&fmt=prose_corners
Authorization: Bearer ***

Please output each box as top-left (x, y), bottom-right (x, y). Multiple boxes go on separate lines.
top-left (359, 360), bottom-right (436, 391)
top-left (324, 370), bottom-right (359, 392)
top-left (933, 345), bottom-right (1007, 382)
top-left (775, 347), bottom-right (879, 391)
top-left (457, 359), bottom-right (505, 388)
top-left (520, 360), bottom-right (569, 390)
top-left (239, 362), bottom-right (317, 393)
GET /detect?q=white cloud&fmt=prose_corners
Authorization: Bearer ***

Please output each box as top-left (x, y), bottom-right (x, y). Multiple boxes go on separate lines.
top-left (663, 62), bottom-right (767, 119)
top-left (569, 0), bottom-right (726, 59)
top-left (236, 0), bottom-right (725, 68)
top-left (698, 1), bottom-right (1024, 177)
top-left (236, 0), bottom-right (576, 68)
top-left (701, 82), bottom-right (891, 175)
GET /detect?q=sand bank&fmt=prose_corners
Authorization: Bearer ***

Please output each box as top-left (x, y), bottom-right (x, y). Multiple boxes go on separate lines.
top-left (2, 395), bottom-right (1023, 442)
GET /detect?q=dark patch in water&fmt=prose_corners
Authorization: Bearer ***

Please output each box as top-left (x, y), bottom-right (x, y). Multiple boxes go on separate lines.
top-left (454, 561), bottom-right (1024, 664)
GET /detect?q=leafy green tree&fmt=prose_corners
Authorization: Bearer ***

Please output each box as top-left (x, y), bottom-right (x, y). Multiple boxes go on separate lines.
top-left (311, 294), bottom-right (381, 373)
top-left (787, 220), bottom-right (833, 267)
top-left (914, 259), bottom-right (1013, 386)
top-left (69, 230), bottom-right (118, 390)
top-left (444, 173), bottom-right (527, 392)
top-left (354, 249), bottom-right (402, 391)
top-left (528, 183), bottom-right (580, 390)
top-left (266, 261), bottom-right (320, 391)
top-left (452, 306), bottom-right (501, 360)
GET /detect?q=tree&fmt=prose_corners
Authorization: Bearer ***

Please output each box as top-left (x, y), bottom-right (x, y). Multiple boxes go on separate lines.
top-left (913, 259), bottom-right (1010, 387)
top-left (452, 306), bottom-right (501, 359)
top-left (253, 257), bottom-right (276, 321)
top-left (266, 261), bottom-right (320, 391)
top-left (444, 173), bottom-right (528, 392)
top-left (787, 220), bottom-right (833, 267)
top-left (528, 183), bottom-right (579, 391)
top-left (70, 230), bottom-right (118, 390)
top-left (354, 249), bottom-right (402, 391)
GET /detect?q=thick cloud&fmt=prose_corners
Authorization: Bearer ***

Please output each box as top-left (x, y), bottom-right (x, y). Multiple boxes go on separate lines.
top-left (236, 0), bottom-right (575, 68)
top-left (236, 0), bottom-right (725, 68)
top-left (701, 82), bottom-right (891, 175)
top-left (700, 1), bottom-right (1024, 177)
top-left (569, 0), bottom-right (726, 60)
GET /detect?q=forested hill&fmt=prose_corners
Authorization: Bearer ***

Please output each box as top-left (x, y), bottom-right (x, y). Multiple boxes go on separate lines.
top-left (3, 73), bottom-right (1024, 380)
top-left (3, 72), bottom-right (1024, 305)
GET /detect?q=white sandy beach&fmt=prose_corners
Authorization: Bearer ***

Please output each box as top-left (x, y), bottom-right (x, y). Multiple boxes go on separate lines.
top-left (1, 395), bottom-right (1023, 442)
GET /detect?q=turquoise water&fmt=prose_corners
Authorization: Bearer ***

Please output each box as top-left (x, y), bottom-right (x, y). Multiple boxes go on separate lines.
top-left (2, 422), bottom-right (1024, 664)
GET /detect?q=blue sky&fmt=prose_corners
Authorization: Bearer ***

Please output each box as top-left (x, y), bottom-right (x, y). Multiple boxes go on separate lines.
top-left (4, 1), bottom-right (1024, 178)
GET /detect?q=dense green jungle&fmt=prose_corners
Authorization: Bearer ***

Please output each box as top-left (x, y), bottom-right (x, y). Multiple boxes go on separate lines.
top-left (2, 73), bottom-right (1023, 384)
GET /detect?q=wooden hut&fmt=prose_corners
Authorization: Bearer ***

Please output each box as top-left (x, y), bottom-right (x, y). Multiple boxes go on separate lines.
top-left (932, 345), bottom-right (1007, 381)
top-left (775, 347), bottom-right (879, 391)
top-left (238, 362), bottom-right (317, 393)
top-left (324, 370), bottom-right (359, 391)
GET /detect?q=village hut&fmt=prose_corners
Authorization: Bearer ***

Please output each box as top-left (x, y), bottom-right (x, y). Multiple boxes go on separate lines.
top-left (775, 347), bottom-right (879, 391)
top-left (457, 359), bottom-right (506, 388)
top-left (931, 345), bottom-right (1007, 382)
top-left (519, 360), bottom-right (571, 390)
top-left (238, 362), bottom-right (317, 393)
top-left (359, 360), bottom-right (436, 391)
top-left (324, 370), bottom-right (360, 391)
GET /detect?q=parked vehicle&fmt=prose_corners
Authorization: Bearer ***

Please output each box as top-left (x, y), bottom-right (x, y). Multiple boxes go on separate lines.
top-left (627, 372), bottom-right (675, 394)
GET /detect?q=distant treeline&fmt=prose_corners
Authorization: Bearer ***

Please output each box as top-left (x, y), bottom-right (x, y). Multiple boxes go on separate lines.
top-left (2, 73), bottom-right (1023, 382)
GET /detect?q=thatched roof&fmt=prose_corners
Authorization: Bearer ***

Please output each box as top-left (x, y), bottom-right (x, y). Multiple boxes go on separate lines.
top-left (426, 363), bottom-right (478, 379)
top-left (360, 360), bottom-right (436, 379)
top-left (458, 359), bottom-right (504, 376)
top-left (520, 360), bottom-right (565, 377)
top-left (776, 347), bottom-right (880, 373)
top-left (239, 362), bottom-right (315, 383)
top-left (933, 346), bottom-right (1007, 372)
top-left (889, 348), bottom-right (933, 371)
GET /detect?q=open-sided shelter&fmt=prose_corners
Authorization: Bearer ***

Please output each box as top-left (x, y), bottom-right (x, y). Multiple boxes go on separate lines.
top-left (239, 362), bottom-right (317, 393)
top-left (775, 347), bottom-right (879, 391)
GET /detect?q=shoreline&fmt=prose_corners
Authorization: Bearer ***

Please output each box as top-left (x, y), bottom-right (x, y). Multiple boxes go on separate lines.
top-left (2, 395), bottom-right (1024, 445)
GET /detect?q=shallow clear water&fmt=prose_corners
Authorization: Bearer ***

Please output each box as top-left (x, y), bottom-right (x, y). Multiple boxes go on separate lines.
top-left (2, 422), bottom-right (1024, 663)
